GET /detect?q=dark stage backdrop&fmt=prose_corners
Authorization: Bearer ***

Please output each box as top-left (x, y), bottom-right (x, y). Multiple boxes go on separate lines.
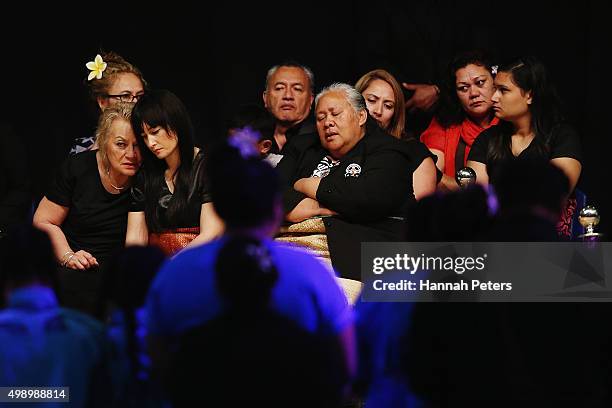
top-left (2, 1), bottom-right (609, 236)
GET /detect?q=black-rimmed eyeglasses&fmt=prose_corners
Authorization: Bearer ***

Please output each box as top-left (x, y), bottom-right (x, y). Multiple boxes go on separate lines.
top-left (105, 93), bottom-right (144, 103)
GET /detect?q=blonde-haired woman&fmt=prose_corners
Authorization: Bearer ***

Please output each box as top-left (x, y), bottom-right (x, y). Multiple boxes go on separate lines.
top-left (34, 103), bottom-right (141, 316)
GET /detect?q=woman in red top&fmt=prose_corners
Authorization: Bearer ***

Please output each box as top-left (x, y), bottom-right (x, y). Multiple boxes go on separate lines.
top-left (420, 50), bottom-right (498, 191)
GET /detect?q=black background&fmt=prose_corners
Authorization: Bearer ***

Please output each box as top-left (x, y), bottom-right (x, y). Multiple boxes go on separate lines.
top-left (2, 1), bottom-right (609, 236)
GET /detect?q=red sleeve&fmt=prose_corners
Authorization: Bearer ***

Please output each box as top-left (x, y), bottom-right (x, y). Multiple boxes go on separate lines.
top-left (420, 117), bottom-right (446, 152)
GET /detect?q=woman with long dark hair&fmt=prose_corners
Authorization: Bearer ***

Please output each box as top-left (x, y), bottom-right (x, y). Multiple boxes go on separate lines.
top-left (467, 56), bottom-right (582, 236)
top-left (125, 89), bottom-right (223, 255)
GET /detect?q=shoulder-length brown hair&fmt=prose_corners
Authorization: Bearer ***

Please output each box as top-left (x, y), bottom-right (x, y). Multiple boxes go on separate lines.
top-left (355, 69), bottom-right (405, 138)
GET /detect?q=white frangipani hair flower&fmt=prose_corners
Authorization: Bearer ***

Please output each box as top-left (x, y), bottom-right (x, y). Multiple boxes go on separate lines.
top-left (86, 54), bottom-right (107, 81)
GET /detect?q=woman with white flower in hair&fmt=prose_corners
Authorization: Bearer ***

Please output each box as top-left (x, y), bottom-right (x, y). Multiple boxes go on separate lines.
top-left (71, 52), bottom-right (148, 155)
top-left (126, 89), bottom-right (223, 255)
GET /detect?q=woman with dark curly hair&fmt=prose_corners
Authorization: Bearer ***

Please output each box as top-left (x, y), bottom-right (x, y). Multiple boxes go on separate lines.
top-left (421, 50), bottom-right (499, 191)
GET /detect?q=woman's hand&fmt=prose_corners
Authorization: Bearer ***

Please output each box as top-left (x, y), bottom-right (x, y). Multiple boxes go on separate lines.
top-left (286, 198), bottom-right (337, 223)
top-left (64, 250), bottom-right (99, 270)
top-left (402, 83), bottom-right (440, 113)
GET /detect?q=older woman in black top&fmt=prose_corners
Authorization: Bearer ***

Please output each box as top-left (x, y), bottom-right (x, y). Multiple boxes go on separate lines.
top-left (33, 103), bottom-right (141, 314)
top-left (277, 83), bottom-right (435, 279)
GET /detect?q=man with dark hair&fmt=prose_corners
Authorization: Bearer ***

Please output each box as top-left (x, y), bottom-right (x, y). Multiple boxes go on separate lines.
top-left (263, 62), bottom-right (317, 154)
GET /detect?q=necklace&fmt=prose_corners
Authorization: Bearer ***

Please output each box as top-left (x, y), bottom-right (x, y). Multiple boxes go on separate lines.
top-left (106, 168), bottom-right (125, 191)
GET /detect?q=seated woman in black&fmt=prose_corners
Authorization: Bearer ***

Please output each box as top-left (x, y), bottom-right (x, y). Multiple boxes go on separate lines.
top-left (33, 104), bottom-right (141, 315)
top-left (126, 89), bottom-right (223, 255)
top-left (355, 69), bottom-right (437, 199)
top-left (466, 56), bottom-right (582, 238)
top-left (277, 83), bottom-right (434, 280)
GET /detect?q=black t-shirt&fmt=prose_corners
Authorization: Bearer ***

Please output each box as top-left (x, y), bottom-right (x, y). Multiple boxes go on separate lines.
top-left (130, 151), bottom-right (211, 232)
top-left (46, 150), bottom-right (130, 263)
top-left (468, 123), bottom-right (582, 185)
top-left (270, 119), bottom-right (317, 155)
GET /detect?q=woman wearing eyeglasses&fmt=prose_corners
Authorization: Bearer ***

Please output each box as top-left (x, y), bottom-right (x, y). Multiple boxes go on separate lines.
top-left (125, 89), bottom-right (224, 256)
top-left (71, 51), bottom-right (147, 155)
